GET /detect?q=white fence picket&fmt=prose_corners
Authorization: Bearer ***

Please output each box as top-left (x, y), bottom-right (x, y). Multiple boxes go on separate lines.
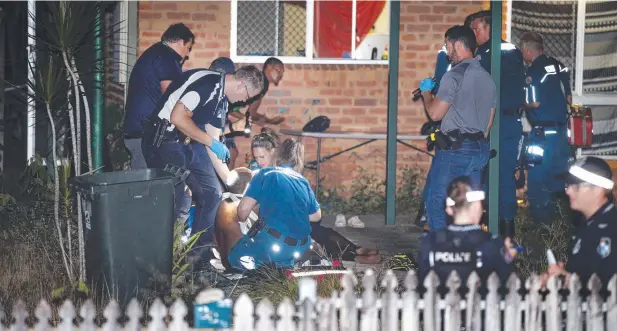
top-left (6, 270), bottom-right (617, 331)
top-left (10, 301), bottom-right (28, 331)
top-left (401, 271), bottom-right (419, 331)
top-left (33, 300), bottom-right (51, 331)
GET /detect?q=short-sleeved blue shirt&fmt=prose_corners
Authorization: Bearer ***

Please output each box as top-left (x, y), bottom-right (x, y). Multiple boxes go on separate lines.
top-left (525, 54), bottom-right (569, 125)
top-left (244, 165), bottom-right (320, 239)
top-left (154, 69), bottom-right (227, 130)
top-left (124, 42), bottom-right (183, 135)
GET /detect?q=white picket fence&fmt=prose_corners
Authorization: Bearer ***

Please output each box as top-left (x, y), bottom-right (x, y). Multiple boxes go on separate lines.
top-left (2, 268), bottom-right (617, 331)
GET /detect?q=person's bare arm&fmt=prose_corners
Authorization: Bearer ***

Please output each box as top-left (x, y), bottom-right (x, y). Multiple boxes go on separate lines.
top-left (421, 91), bottom-right (450, 121)
top-left (248, 97), bottom-right (285, 125)
top-left (237, 196), bottom-right (258, 222)
top-left (160, 80), bottom-right (172, 93)
top-left (309, 209), bottom-right (322, 222)
top-left (204, 123), bottom-right (231, 182)
top-left (485, 108), bottom-right (496, 137)
top-left (169, 102), bottom-right (215, 147)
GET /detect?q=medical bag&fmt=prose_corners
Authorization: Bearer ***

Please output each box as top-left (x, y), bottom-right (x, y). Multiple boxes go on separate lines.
top-left (568, 105), bottom-right (593, 147)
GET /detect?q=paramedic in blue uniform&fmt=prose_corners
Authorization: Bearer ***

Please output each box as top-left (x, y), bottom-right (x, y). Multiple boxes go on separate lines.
top-left (519, 31), bottom-right (571, 222)
top-left (143, 65), bottom-right (265, 265)
top-left (544, 157), bottom-right (617, 292)
top-left (123, 23), bottom-right (194, 170)
top-left (470, 11), bottom-right (527, 237)
top-left (418, 176), bottom-right (518, 289)
top-left (229, 138), bottom-right (322, 271)
top-left (420, 25), bottom-right (496, 231)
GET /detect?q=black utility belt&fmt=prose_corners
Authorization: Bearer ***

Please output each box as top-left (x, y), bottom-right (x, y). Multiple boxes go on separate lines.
top-left (266, 227), bottom-right (309, 246)
top-left (123, 132), bottom-right (143, 140)
top-left (163, 130), bottom-right (198, 145)
top-left (426, 128), bottom-right (485, 151)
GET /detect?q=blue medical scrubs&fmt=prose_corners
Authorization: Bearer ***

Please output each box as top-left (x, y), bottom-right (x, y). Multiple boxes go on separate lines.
top-left (475, 39), bottom-right (527, 222)
top-left (524, 54), bottom-right (570, 222)
top-left (228, 165), bottom-right (320, 270)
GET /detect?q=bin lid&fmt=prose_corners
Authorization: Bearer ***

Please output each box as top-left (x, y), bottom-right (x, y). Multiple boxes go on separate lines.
top-left (71, 168), bottom-right (178, 188)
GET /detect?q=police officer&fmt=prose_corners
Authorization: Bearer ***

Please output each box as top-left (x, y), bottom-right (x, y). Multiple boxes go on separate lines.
top-left (143, 65), bottom-right (265, 265)
top-left (519, 31), bottom-right (570, 222)
top-left (418, 176), bottom-right (517, 288)
top-left (419, 25), bottom-right (496, 231)
top-left (416, 13), bottom-right (479, 230)
top-left (544, 157), bottom-right (617, 291)
top-left (123, 23), bottom-right (194, 170)
top-left (470, 11), bottom-right (527, 237)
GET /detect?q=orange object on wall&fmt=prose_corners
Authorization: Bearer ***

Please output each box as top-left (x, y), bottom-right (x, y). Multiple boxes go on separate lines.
top-left (313, 0), bottom-right (386, 58)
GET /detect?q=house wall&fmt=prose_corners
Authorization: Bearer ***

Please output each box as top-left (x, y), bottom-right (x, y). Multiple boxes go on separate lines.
top-left (133, 1), bottom-right (489, 189)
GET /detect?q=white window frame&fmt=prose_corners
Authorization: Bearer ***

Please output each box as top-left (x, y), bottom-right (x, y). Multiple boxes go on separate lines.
top-left (230, 0), bottom-right (389, 65)
top-left (112, 0), bottom-right (129, 84)
top-left (506, 0), bottom-right (617, 106)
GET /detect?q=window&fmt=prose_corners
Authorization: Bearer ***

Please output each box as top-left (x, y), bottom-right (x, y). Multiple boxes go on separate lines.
top-left (230, 0), bottom-right (391, 65)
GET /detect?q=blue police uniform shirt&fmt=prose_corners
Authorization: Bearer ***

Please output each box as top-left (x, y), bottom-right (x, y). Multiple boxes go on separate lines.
top-left (124, 42), bottom-right (183, 135)
top-left (155, 68), bottom-right (227, 130)
top-left (475, 39), bottom-right (526, 111)
top-left (525, 54), bottom-right (569, 125)
top-left (244, 165), bottom-right (320, 239)
top-left (433, 44), bottom-right (452, 94)
top-left (418, 224), bottom-right (513, 285)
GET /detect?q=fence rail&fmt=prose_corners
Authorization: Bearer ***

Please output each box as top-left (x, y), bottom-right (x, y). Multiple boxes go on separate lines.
top-left (2, 269), bottom-right (617, 331)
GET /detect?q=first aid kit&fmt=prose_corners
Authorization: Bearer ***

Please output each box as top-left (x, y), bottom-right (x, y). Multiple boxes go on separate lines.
top-left (568, 105), bottom-right (593, 147)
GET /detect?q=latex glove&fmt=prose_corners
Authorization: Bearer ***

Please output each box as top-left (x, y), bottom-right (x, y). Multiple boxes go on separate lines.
top-left (208, 139), bottom-right (230, 161)
top-left (419, 78), bottom-right (436, 92)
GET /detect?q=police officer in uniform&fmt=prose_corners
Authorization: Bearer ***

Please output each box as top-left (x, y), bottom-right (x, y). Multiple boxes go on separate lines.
top-left (418, 176), bottom-right (517, 287)
top-left (545, 157), bottom-right (617, 290)
top-left (470, 11), bottom-right (527, 237)
top-left (519, 31), bottom-right (571, 222)
top-left (419, 25), bottom-right (496, 230)
top-left (143, 65), bottom-right (265, 265)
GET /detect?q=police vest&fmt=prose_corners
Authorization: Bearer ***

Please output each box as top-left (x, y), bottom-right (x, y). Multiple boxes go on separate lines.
top-left (428, 229), bottom-right (492, 282)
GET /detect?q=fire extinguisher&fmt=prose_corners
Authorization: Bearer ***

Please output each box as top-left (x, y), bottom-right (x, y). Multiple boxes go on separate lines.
top-left (567, 104), bottom-right (593, 147)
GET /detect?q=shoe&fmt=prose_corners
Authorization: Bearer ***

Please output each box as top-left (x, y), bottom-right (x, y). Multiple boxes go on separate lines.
top-left (390, 253), bottom-right (417, 271)
top-left (334, 214), bottom-right (346, 227)
top-left (347, 216), bottom-right (365, 228)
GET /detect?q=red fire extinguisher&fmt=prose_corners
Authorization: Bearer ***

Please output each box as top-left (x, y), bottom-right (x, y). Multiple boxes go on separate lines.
top-left (568, 104), bottom-right (593, 147)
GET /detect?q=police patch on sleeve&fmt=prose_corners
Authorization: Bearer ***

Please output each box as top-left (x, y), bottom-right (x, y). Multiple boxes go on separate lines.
top-left (572, 238), bottom-right (581, 255)
top-left (597, 238), bottom-right (611, 258)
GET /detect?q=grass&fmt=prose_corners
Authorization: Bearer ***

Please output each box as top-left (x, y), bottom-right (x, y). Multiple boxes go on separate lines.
top-left (0, 163), bottom-right (580, 312)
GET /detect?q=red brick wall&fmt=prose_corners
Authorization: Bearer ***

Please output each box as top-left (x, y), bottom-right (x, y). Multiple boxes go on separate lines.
top-left (135, 1), bottom-right (483, 189)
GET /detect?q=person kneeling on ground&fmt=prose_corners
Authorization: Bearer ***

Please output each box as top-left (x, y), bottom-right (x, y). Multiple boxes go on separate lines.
top-left (220, 138), bottom-right (321, 271)
top-left (250, 128), bottom-right (381, 264)
top-left (418, 176), bottom-right (518, 291)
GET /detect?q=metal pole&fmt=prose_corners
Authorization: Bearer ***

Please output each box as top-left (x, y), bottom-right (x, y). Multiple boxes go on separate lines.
top-left (488, 1), bottom-right (502, 235)
top-left (316, 137), bottom-right (321, 198)
top-left (93, 4), bottom-right (104, 173)
top-left (385, 0), bottom-right (400, 226)
top-left (26, 0), bottom-right (36, 163)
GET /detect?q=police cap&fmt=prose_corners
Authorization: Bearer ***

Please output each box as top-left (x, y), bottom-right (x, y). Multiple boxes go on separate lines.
top-left (560, 157), bottom-right (614, 190)
top-left (210, 57), bottom-right (236, 74)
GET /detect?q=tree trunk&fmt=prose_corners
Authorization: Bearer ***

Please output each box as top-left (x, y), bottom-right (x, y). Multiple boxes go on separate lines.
top-left (63, 51), bottom-right (86, 281)
top-left (46, 103), bottom-right (74, 282)
top-left (71, 57), bottom-right (93, 172)
top-left (65, 72), bottom-right (77, 274)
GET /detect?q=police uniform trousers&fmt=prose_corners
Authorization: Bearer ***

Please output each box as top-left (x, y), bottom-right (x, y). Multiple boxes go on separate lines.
top-left (482, 115), bottom-right (523, 222)
top-left (527, 124), bottom-right (569, 222)
top-left (144, 139), bottom-right (222, 248)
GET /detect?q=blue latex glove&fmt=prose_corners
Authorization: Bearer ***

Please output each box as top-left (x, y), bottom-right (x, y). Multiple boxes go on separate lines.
top-left (419, 78), bottom-right (436, 92)
top-left (208, 139), bottom-right (231, 161)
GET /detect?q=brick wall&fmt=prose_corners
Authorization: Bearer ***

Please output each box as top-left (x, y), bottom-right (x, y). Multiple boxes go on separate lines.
top-left (104, 10), bottom-right (125, 108)
top-left (135, 1), bottom-right (485, 189)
